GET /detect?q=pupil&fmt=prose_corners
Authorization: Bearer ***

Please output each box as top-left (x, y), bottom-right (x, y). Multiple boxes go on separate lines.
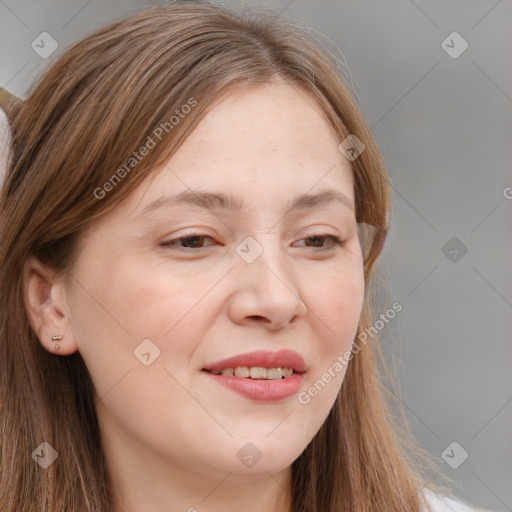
top-left (184, 236), bottom-right (202, 248)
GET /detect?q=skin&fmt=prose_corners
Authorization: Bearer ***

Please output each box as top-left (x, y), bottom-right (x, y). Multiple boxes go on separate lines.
top-left (25, 81), bottom-right (365, 512)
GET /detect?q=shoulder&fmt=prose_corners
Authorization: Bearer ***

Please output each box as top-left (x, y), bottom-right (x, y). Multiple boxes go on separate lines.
top-left (423, 489), bottom-right (493, 512)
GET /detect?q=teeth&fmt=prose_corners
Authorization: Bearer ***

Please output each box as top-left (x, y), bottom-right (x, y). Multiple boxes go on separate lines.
top-left (209, 366), bottom-right (294, 379)
top-left (234, 367), bottom-right (250, 378)
top-left (282, 367), bottom-right (293, 377)
top-left (249, 367), bottom-right (266, 379)
top-left (266, 367), bottom-right (282, 379)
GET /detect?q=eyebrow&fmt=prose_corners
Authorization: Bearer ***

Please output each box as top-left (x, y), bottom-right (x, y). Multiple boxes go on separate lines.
top-left (138, 188), bottom-right (354, 218)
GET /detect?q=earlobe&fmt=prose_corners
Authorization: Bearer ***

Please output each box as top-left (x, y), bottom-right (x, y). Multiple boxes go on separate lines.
top-left (24, 256), bottom-right (79, 356)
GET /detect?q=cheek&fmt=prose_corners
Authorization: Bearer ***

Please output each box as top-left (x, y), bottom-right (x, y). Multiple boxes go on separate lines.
top-left (68, 258), bottom-right (217, 399)
top-left (304, 263), bottom-right (365, 349)
top-left (68, 261), bottom-right (219, 441)
top-left (86, 255), bottom-right (213, 336)
top-left (298, 265), bottom-right (364, 407)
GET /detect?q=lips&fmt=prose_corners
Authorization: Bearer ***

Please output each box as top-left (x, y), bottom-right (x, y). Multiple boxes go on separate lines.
top-left (202, 349), bottom-right (307, 374)
top-left (201, 349), bottom-right (307, 402)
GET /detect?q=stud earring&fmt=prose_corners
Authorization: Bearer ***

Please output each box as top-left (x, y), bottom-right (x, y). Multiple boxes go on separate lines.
top-left (51, 335), bottom-right (63, 350)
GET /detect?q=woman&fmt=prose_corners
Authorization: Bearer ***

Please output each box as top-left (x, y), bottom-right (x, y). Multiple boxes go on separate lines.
top-left (0, 2), bottom-right (484, 511)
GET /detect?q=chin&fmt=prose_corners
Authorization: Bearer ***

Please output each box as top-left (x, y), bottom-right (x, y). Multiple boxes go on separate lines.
top-left (218, 455), bottom-right (297, 479)
top-left (221, 436), bottom-right (306, 477)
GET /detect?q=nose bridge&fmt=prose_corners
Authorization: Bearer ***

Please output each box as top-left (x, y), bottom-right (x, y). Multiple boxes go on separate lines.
top-left (236, 232), bottom-right (294, 289)
top-left (230, 232), bottom-right (306, 325)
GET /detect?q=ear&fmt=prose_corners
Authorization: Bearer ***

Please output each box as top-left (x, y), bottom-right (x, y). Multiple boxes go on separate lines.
top-left (24, 255), bottom-right (79, 356)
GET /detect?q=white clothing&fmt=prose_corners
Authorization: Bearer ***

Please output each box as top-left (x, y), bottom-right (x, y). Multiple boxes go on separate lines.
top-left (0, 107), bottom-right (11, 185)
top-left (425, 489), bottom-right (493, 512)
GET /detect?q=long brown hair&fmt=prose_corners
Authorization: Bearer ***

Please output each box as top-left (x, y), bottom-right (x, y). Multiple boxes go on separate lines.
top-left (0, 2), bottom-right (444, 510)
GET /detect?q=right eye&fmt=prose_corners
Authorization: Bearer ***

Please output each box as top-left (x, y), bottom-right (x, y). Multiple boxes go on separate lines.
top-left (159, 233), bottom-right (218, 250)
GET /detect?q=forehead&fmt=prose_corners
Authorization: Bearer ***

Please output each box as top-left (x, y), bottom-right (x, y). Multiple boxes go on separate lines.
top-left (178, 82), bottom-right (347, 167)
top-left (110, 82), bottom-right (356, 225)
top-left (150, 84), bottom-right (351, 194)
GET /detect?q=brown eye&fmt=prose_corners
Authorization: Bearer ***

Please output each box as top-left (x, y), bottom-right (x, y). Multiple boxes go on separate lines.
top-left (160, 234), bottom-right (216, 250)
top-left (295, 234), bottom-right (344, 250)
top-left (160, 233), bottom-right (344, 251)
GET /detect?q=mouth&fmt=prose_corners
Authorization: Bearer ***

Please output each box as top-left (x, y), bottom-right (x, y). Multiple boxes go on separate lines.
top-left (201, 349), bottom-right (306, 377)
top-left (202, 366), bottom-right (296, 379)
top-left (201, 349), bottom-right (306, 402)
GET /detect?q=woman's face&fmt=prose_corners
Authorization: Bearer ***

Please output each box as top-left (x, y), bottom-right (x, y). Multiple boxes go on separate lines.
top-left (53, 82), bottom-right (364, 482)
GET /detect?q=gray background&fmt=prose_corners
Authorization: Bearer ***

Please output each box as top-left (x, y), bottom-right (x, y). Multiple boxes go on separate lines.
top-left (1, 1), bottom-right (510, 510)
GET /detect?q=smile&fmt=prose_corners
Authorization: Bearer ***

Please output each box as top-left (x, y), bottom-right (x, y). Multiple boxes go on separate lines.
top-left (204, 366), bottom-right (294, 379)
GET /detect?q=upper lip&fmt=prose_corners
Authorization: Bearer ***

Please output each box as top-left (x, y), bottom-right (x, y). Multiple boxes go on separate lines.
top-left (202, 349), bottom-right (307, 374)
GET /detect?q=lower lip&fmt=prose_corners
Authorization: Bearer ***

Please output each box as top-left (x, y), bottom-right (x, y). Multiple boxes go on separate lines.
top-left (202, 371), bottom-right (304, 402)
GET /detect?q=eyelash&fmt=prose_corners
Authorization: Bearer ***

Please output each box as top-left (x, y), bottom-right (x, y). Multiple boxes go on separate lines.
top-left (159, 232), bottom-right (345, 251)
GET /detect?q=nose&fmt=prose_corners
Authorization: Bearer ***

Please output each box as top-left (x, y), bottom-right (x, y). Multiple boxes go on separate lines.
top-left (227, 237), bottom-right (308, 330)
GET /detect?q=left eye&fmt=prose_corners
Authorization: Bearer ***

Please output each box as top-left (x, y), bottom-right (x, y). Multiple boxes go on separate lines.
top-left (293, 234), bottom-right (344, 250)
top-left (160, 233), bottom-right (344, 251)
